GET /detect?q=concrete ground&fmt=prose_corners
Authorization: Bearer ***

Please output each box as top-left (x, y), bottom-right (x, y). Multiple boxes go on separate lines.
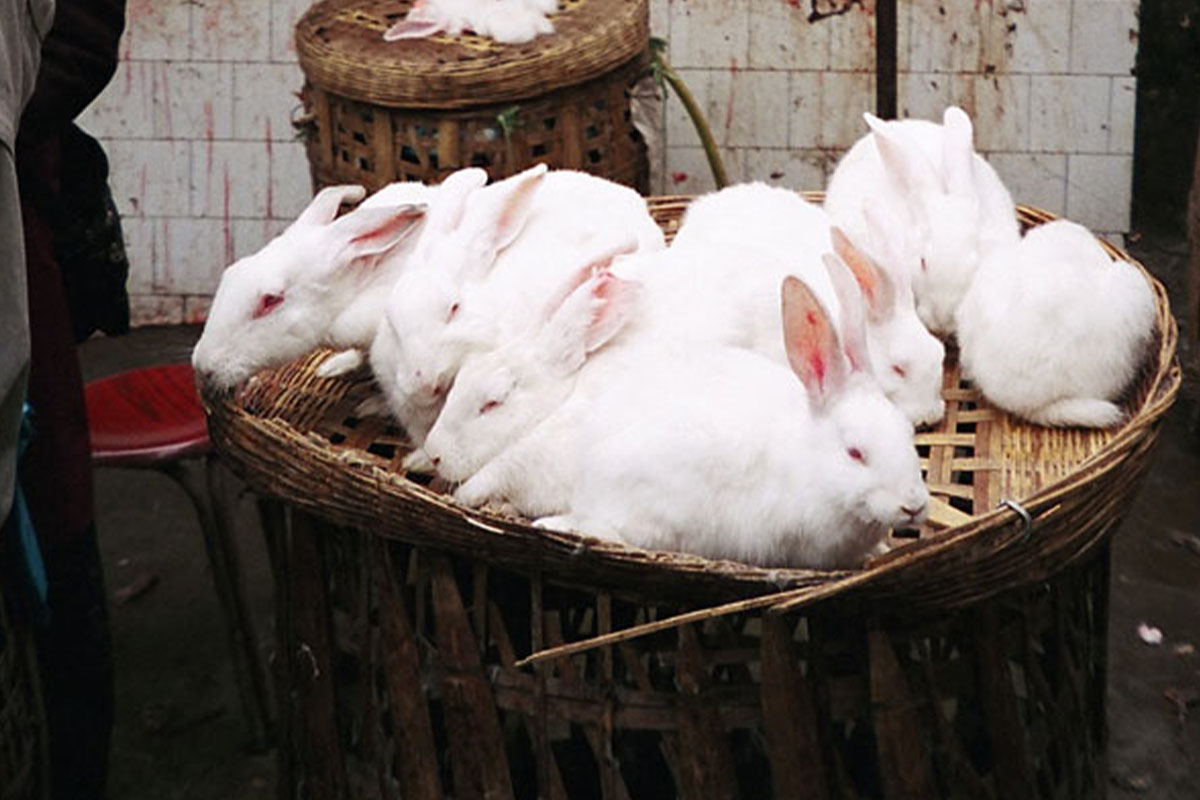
top-left (79, 234), bottom-right (1199, 799)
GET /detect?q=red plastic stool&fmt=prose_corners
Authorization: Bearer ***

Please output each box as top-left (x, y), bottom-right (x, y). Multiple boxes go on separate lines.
top-left (85, 363), bottom-right (271, 748)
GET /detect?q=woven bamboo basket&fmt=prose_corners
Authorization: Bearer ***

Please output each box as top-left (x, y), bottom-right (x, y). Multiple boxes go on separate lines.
top-left (293, 0), bottom-right (651, 193)
top-left (206, 199), bottom-right (1180, 800)
top-left (0, 576), bottom-right (49, 800)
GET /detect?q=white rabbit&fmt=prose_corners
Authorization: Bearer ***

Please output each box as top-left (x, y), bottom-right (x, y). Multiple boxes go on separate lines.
top-left (824, 106), bottom-right (1021, 336)
top-left (384, 0), bottom-right (554, 44)
top-left (428, 257), bottom-right (928, 569)
top-left (954, 220), bottom-right (1157, 428)
top-left (370, 163), bottom-right (663, 448)
top-left (192, 183), bottom-right (431, 392)
top-left (666, 182), bottom-right (946, 425)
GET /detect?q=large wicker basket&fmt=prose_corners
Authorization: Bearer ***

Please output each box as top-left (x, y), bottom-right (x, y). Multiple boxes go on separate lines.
top-left (207, 200), bottom-right (1179, 800)
top-left (293, 0), bottom-right (651, 193)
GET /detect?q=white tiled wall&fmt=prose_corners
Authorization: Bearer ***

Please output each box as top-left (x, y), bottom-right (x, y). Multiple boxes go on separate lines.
top-left (77, 0), bottom-right (1140, 325)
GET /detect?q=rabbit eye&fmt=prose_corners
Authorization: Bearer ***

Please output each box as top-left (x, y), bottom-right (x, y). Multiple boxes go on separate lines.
top-left (891, 364), bottom-right (907, 377)
top-left (847, 447), bottom-right (866, 464)
top-left (253, 292), bottom-right (285, 319)
top-left (919, 257), bottom-right (928, 272)
top-left (479, 399), bottom-right (502, 415)
top-left (446, 302), bottom-right (460, 322)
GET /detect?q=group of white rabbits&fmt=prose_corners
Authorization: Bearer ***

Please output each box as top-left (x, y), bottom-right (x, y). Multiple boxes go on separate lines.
top-left (193, 106), bottom-right (1158, 570)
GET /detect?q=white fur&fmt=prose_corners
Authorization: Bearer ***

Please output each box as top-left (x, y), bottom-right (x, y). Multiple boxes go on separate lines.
top-left (424, 265), bottom-right (929, 569)
top-left (954, 220), bottom-right (1157, 428)
top-left (192, 182), bottom-right (432, 392)
top-left (383, 0), bottom-right (555, 44)
top-left (824, 106), bottom-right (1021, 336)
top-left (370, 165), bottom-right (664, 447)
top-left (666, 182), bottom-right (946, 425)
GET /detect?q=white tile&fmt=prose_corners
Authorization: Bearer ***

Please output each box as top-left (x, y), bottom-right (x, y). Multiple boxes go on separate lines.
top-left (649, 0), bottom-right (669, 39)
top-left (105, 140), bottom-right (192, 218)
top-left (129, 294), bottom-right (185, 327)
top-left (789, 71), bottom-right (824, 149)
top-left (988, 152), bottom-right (1068, 217)
top-left (898, 72), bottom-right (952, 122)
top-left (827, 2), bottom-right (875, 72)
top-left (741, 148), bottom-right (830, 193)
top-left (667, 0), bottom-right (749, 69)
top-left (818, 72), bottom-right (874, 149)
top-left (190, 140), bottom-right (272, 218)
top-left (946, 73), bottom-right (1030, 152)
top-left (233, 217), bottom-right (289, 262)
top-left (233, 63), bottom-right (306, 140)
top-left (158, 62), bottom-right (235, 141)
top-left (1109, 77), bottom-right (1136, 154)
top-left (1030, 75), bottom-right (1110, 153)
top-left (1066, 154), bottom-right (1133, 232)
top-left (77, 61), bottom-right (157, 140)
top-left (120, 2), bottom-right (191, 60)
top-left (270, 140), bottom-right (316, 220)
top-left (1004, 2), bottom-right (1070, 73)
top-left (748, 1), bottom-right (829, 71)
top-left (271, 0), bottom-right (316, 62)
top-left (725, 71), bottom-right (791, 148)
top-left (156, 217), bottom-right (235, 294)
top-left (904, 0), bottom-right (982, 74)
top-left (664, 146), bottom-right (744, 195)
top-left (191, 0), bottom-right (272, 62)
top-left (1070, 1), bottom-right (1139, 75)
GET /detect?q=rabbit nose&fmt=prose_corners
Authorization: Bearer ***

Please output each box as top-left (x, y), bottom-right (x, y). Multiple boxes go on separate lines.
top-left (431, 456), bottom-right (441, 468)
top-left (901, 501), bottom-right (927, 520)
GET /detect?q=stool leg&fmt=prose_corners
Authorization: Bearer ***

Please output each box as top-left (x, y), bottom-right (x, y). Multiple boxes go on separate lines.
top-left (165, 455), bottom-right (273, 750)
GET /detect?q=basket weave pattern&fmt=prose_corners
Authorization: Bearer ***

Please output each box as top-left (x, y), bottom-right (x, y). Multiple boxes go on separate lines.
top-left (209, 200), bottom-right (1180, 799)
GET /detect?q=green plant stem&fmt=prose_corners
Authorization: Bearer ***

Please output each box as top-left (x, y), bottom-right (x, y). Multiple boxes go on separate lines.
top-left (658, 57), bottom-right (728, 189)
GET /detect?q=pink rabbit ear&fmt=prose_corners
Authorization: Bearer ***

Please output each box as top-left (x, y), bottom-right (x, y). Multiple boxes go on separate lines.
top-left (383, 1), bottom-right (447, 40)
top-left (542, 268), bottom-right (641, 375)
top-left (470, 163), bottom-right (549, 255)
top-left (540, 236), bottom-right (639, 316)
top-left (821, 253), bottom-right (872, 376)
top-left (829, 226), bottom-right (895, 322)
top-left (780, 275), bottom-right (846, 407)
top-left (336, 203), bottom-right (428, 263)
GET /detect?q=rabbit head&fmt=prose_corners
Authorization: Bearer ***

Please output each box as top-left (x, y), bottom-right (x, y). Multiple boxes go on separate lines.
top-left (785, 262), bottom-right (930, 532)
top-left (830, 220), bottom-right (946, 426)
top-left (423, 262), bottom-right (642, 483)
top-left (193, 184), bottom-right (427, 392)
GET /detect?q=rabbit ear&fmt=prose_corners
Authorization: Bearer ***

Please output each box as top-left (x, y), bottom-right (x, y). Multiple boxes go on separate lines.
top-left (821, 253), bottom-right (872, 375)
top-left (864, 113), bottom-right (940, 198)
top-left (429, 167), bottom-right (489, 234)
top-left (333, 203), bottom-right (428, 263)
top-left (383, 0), bottom-right (447, 40)
top-left (468, 162), bottom-right (549, 255)
top-left (542, 268), bottom-right (641, 375)
top-left (829, 226), bottom-right (895, 322)
top-left (781, 275), bottom-right (847, 406)
top-left (540, 235), bottom-right (639, 316)
top-left (294, 185), bottom-right (368, 227)
top-left (941, 106), bottom-right (976, 196)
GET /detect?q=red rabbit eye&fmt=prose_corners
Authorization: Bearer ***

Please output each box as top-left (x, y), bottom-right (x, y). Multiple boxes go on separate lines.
top-left (891, 364), bottom-right (907, 377)
top-left (447, 302), bottom-right (460, 322)
top-left (479, 399), bottom-right (501, 415)
top-left (847, 447), bottom-right (866, 464)
top-left (254, 292), bottom-right (285, 319)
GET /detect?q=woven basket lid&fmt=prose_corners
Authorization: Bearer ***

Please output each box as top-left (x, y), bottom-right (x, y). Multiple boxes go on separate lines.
top-left (294, 0), bottom-right (650, 110)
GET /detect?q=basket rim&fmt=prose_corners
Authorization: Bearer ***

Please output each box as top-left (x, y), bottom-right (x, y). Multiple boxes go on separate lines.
top-left (205, 200), bottom-right (1181, 615)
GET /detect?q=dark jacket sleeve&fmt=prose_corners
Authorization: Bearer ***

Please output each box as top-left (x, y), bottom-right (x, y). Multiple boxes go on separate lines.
top-left (19, 0), bottom-right (126, 136)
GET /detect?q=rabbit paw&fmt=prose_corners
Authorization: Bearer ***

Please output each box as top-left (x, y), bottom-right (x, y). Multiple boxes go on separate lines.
top-left (401, 448), bottom-right (436, 475)
top-left (316, 348), bottom-right (364, 378)
top-left (354, 395), bottom-right (391, 418)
